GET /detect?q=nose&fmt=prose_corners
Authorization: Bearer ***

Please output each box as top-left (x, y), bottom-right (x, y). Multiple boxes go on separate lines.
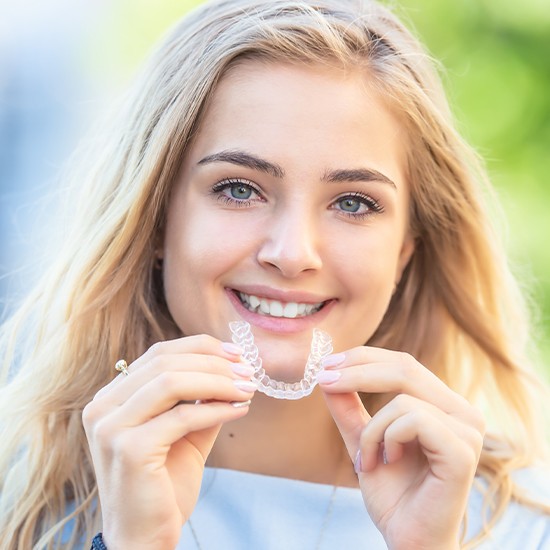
top-left (256, 207), bottom-right (323, 277)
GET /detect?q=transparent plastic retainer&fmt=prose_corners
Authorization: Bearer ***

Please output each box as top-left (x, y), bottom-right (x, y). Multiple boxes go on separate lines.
top-left (229, 321), bottom-right (333, 400)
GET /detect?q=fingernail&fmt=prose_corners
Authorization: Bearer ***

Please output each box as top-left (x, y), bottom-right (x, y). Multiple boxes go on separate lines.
top-left (354, 450), bottom-right (363, 474)
top-left (222, 342), bottom-right (244, 356)
top-left (383, 449), bottom-right (389, 465)
top-left (316, 370), bottom-right (342, 384)
top-left (321, 353), bottom-right (346, 369)
top-left (233, 379), bottom-right (258, 392)
top-left (231, 399), bottom-right (252, 408)
top-left (230, 362), bottom-right (255, 377)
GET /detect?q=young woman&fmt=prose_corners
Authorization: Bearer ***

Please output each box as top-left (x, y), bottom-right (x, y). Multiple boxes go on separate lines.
top-left (1, 1), bottom-right (548, 548)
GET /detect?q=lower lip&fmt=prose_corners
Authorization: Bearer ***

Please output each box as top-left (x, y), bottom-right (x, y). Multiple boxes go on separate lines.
top-left (226, 289), bottom-right (335, 334)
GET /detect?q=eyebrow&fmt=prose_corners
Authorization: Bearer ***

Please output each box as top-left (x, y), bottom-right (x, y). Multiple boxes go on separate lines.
top-left (197, 149), bottom-right (396, 189)
top-left (322, 168), bottom-right (397, 189)
top-left (197, 150), bottom-right (285, 179)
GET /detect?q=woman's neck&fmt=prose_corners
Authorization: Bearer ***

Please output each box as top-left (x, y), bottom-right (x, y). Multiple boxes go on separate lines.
top-left (207, 388), bottom-right (358, 487)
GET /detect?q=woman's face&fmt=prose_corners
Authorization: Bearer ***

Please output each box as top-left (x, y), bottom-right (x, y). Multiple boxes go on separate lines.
top-left (162, 61), bottom-right (414, 381)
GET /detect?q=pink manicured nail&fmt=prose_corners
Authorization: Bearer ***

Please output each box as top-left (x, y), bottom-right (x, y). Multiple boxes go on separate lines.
top-left (354, 450), bottom-right (363, 474)
top-left (321, 353), bottom-right (346, 369)
top-left (231, 399), bottom-right (252, 408)
top-left (233, 379), bottom-right (258, 392)
top-left (222, 342), bottom-right (244, 355)
top-left (316, 370), bottom-right (342, 384)
top-left (230, 362), bottom-right (256, 377)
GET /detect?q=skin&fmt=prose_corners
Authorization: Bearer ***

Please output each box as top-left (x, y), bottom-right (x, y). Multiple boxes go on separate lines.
top-left (83, 62), bottom-right (484, 550)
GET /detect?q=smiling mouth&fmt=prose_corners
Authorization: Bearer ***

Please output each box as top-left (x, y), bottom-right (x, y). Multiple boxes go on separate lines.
top-left (235, 291), bottom-right (327, 319)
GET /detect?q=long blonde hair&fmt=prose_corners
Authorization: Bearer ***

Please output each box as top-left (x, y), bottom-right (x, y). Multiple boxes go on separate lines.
top-left (0, 1), bottom-right (547, 548)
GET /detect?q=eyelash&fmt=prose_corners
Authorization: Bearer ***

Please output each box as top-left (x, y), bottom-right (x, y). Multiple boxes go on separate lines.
top-left (210, 179), bottom-right (384, 219)
top-left (210, 178), bottom-right (264, 208)
top-left (332, 192), bottom-right (384, 220)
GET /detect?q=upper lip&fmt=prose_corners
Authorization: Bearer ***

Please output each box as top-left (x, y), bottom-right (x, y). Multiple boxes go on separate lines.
top-left (228, 284), bottom-right (333, 304)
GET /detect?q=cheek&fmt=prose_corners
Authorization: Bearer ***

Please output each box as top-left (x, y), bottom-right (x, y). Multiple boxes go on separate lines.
top-left (163, 206), bottom-right (259, 291)
top-left (328, 225), bottom-right (405, 338)
top-left (329, 226), bottom-right (404, 283)
top-left (161, 209), bottom-right (232, 333)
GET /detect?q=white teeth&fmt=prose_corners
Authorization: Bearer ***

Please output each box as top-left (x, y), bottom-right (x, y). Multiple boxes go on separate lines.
top-left (259, 299), bottom-right (270, 314)
top-left (237, 292), bottom-right (324, 318)
top-left (270, 301), bottom-right (284, 317)
top-left (283, 302), bottom-right (298, 318)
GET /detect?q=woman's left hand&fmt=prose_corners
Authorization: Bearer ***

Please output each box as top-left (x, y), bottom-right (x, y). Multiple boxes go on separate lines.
top-left (318, 347), bottom-right (485, 550)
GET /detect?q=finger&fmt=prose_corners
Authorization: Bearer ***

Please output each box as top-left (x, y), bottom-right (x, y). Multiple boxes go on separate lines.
top-left (319, 348), bottom-right (482, 428)
top-left (322, 391), bottom-right (371, 460)
top-left (90, 401), bottom-right (249, 471)
top-left (109, 372), bottom-right (257, 426)
top-left (166, 423), bottom-right (221, 511)
top-left (97, 352), bottom-right (253, 403)
top-left (358, 394), bottom-right (483, 472)
top-left (133, 334), bottom-right (244, 372)
top-left (130, 402), bottom-right (248, 515)
top-left (381, 409), bottom-right (480, 484)
top-left (128, 400), bottom-right (249, 452)
top-left (101, 334), bottom-right (245, 393)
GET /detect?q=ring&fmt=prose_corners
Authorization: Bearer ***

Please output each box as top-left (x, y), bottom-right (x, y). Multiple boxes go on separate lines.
top-left (115, 359), bottom-right (129, 376)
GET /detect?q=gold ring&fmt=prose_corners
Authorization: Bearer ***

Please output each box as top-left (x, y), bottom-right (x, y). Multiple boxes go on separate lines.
top-left (115, 359), bottom-right (129, 376)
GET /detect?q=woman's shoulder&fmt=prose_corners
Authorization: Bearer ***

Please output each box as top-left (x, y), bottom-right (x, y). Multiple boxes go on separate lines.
top-left (512, 466), bottom-right (550, 504)
top-left (466, 467), bottom-right (550, 549)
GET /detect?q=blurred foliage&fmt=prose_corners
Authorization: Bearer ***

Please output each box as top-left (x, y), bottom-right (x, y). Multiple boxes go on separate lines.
top-left (87, 0), bottom-right (550, 370)
top-left (395, 0), bottom-right (550, 370)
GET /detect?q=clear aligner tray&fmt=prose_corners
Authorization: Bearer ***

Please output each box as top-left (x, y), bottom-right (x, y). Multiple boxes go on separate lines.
top-left (229, 321), bottom-right (333, 400)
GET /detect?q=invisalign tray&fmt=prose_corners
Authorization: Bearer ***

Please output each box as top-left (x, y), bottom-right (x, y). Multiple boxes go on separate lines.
top-left (229, 321), bottom-right (333, 400)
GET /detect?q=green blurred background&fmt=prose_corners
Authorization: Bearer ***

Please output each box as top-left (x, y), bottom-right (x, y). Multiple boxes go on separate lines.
top-left (91, 0), bottom-right (549, 375)
top-left (398, 0), bottom-right (550, 374)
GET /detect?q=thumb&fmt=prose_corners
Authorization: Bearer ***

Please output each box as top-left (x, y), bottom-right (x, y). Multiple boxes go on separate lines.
top-left (186, 424), bottom-right (223, 462)
top-left (322, 390), bottom-right (371, 459)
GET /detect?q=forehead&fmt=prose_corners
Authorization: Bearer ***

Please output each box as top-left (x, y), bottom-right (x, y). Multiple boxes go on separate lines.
top-left (187, 60), bottom-right (408, 186)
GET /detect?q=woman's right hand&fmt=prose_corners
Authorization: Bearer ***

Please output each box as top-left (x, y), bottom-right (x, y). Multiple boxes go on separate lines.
top-left (82, 335), bottom-right (257, 550)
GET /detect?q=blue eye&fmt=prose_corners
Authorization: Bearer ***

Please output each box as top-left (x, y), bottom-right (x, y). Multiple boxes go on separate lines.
top-left (211, 178), bottom-right (263, 206)
top-left (229, 183), bottom-right (253, 200)
top-left (337, 197), bottom-right (362, 213)
top-left (332, 193), bottom-right (383, 219)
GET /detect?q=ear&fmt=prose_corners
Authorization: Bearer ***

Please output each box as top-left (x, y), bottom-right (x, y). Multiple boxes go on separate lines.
top-left (395, 232), bottom-right (415, 286)
top-left (153, 232), bottom-right (165, 270)
top-left (154, 230), bottom-right (165, 260)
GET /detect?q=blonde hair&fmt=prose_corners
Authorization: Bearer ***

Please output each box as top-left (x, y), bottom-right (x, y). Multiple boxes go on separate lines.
top-left (0, 0), bottom-right (547, 548)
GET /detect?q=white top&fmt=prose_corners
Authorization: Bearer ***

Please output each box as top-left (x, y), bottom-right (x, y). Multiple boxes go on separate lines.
top-left (177, 467), bottom-right (550, 550)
